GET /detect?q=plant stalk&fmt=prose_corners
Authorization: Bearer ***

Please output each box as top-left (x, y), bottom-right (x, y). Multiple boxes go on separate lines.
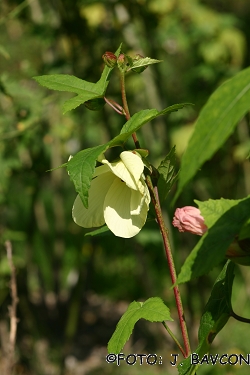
top-left (146, 176), bottom-right (191, 358)
top-left (162, 321), bottom-right (185, 357)
top-left (120, 71), bottom-right (140, 148)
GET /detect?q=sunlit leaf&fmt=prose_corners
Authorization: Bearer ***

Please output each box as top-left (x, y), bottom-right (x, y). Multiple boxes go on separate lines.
top-left (129, 57), bottom-right (162, 71)
top-left (33, 44), bottom-right (122, 114)
top-left (120, 104), bottom-right (193, 135)
top-left (108, 297), bottom-right (172, 354)
top-left (67, 144), bottom-right (109, 209)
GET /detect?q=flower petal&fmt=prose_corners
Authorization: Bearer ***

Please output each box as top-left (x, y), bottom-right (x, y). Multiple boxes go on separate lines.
top-left (130, 180), bottom-right (150, 215)
top-left (102, 151), bottom-right (144, 191)
top-left (72, 171), bottom-right (116, 228)
top-left (93, 163), bottom-right (110, 177)
top-left (120, 151), bottom-right (144, 183)
top-left (104, 178), bottom-right (148, 238)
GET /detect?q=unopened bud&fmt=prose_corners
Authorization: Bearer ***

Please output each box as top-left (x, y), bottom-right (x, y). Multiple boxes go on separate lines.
top-left (172, 206), bottom-right (208, 236)
top-left (102, 52), bottom-right (117, 68)
top-left (117, 54), bottom-right (127, 71)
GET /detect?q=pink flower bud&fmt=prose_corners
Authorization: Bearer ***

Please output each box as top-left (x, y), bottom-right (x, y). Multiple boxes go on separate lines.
top-left (172, 206), bottom-right (208, 236)
top-left (102, 52), bottom-right (117, 68)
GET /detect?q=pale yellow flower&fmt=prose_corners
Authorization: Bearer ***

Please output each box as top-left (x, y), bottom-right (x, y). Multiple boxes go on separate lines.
top-left (72, 151), bottom-right (151, 238)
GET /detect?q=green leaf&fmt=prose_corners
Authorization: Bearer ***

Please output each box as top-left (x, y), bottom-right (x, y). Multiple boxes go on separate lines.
top-left (239, 218), bottom-right (250, 240)
top-left (84, 225), bottom-right (110, 237)
top-left (176, 196), bottom-right (250, 284)
top-left (120, 104), bottom-right (193, 135)
top-left (33, 44), bottom-right (122, 114)
top-left (129, 57), bottom-right (162, 69)
top-left (157, 146), bottom-right (178, 203)
top-left (108, 297), bottom-right (173, 354)
top-left (67, 144), bottom-right (109, 209)
top-left (33, 74), bottom-right (98, 95)
top-left (46, 163), bottom-right (67, 172)
top-left (159, 103), bottom-right (194, 116)
top-left (175, 66), bottom-right (250, 200)
top-left (120, 109), bottom-right (158, 134)
top-left (178, 261), bottom-right (234, 375)
top-left (33, 74), bottom-right (104, 114)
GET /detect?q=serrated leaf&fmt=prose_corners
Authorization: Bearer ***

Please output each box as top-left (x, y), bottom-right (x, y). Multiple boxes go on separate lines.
top-left (33, 74), bottom-right (103, 113)
top-left (33, 74), bottom-right (99, 94)
top-left (157, 146), bottom-right (178, 202)
top-left (176, 196), bottom-right (250, 284)
top-left (178, 261), bottom-right (234, 375)
top-left (46, 163), bottom-right (67, 172)
top-left (175, 66), bottom-right (250, 200)
top-left (34, 44), bottom-right (122, 114)
top-left (67, 144), bottom-right (109, 208)
top-left (159, 103), bottom-right (194, 116)
top-left (120, 104), bottom-right (193, 135)
top-left (108, 297), bottom-right (172, 354)
top-left (63, 94), bottom-right (101, 113)
top-left (130, 57), bottom-right (162, 69)
top-left (120, 109), bottom-right (158, 134)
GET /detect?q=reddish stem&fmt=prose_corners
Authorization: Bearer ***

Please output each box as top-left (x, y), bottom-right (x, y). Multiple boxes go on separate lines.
top-left (120, 72), bottom-right (140, 148)
top-left (146, 176), bottom-right (191, 358)
top-left (104, 97), bottom-right (125, 115)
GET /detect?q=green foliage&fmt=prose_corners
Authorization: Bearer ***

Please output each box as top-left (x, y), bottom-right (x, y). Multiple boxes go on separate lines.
top-left (176, 196), bottom-right (250, 284)
top-left (34, 73), bottom-right (107, 114)
top-left (108, 297), bottom-right (173, 354)
top-left (157, 146), bottom-right (178, 203)
top-left (175, 66), bottom-right (250, 199)
top-left (178, 261), bottom-right (234, 375)
top-left (127, 56), bottom-right (162, 73)
top-left (1, 0), bottom-right (250, 374)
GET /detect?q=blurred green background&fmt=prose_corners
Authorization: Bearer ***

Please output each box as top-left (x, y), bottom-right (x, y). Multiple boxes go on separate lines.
top-left (1, 0), bottom-right (250, 374)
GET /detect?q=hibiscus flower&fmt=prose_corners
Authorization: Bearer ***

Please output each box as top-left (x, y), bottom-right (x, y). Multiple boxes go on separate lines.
top-left (72, 151), bottom-right (151, 238)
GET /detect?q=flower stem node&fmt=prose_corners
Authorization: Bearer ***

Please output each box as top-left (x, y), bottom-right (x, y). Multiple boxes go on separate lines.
top-left (102, 51), bottom-right (117, 68)
top-left (72, 151), bottom-right (151, 238)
